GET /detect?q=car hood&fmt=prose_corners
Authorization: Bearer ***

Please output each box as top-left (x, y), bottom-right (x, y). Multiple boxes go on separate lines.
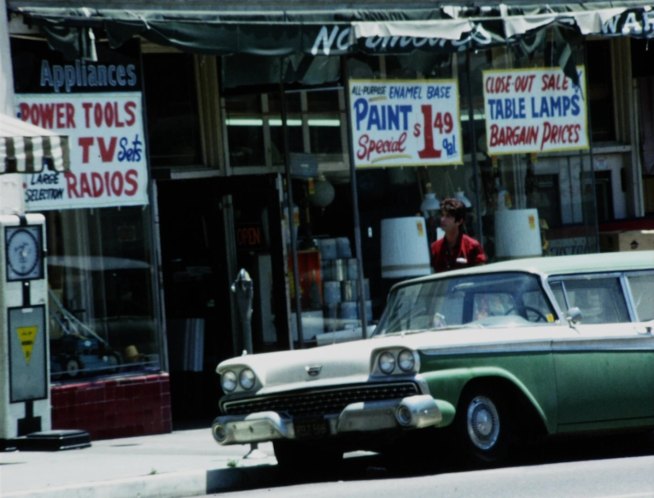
top-left (216, 324), bottom-right (572, 393)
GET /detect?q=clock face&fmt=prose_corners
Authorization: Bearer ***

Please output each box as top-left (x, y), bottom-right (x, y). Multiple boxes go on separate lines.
top-left (6, 226), bottom-right (43, 281)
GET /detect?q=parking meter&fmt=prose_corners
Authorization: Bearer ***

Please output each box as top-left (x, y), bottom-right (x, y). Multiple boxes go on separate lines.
top-left (230, 268), bottom-right (266, 459)
top-left (0, 213), bottom-right (90, 450)
top-left (231, 268), bottom-right (253, 355)
top-left (0, 213), bottom-right (49, 440)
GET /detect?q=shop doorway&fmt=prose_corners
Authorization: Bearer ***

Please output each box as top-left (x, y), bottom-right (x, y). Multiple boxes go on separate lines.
top-left (155, 174), bottom-right (288, 427)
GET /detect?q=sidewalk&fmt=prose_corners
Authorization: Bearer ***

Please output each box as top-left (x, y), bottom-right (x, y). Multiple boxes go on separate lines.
top-left (0, 428), bottom-right (280, 498)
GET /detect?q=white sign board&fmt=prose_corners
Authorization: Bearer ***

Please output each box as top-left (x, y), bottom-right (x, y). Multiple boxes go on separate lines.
top-left (482, 67), bottom-right (588, 155)
top-left (15, 93), bottom-right (149, 211)
top-left (349, 79), bottom-right (462, 168)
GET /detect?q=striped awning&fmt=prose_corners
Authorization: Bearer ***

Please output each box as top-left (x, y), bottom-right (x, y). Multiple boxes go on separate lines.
top-left (0, 113), bottom-right (69, 173)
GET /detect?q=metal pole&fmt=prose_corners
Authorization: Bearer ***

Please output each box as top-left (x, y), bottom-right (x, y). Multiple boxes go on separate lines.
top-left (279, 64), bottom-right (303, 349)
top-left (466, 51), bottom-right (484, 240)
top-left (582, 43), bottom-right (600, 253)
top-left (340, 56), bottom-right (368, 338)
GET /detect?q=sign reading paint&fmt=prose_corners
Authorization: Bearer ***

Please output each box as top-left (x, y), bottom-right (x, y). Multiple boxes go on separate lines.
top-left (349, 80), bottom-right (462, 168)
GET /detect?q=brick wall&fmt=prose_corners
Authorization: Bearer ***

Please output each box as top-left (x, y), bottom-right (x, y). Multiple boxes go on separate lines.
top-left (51, 373), bottom-right (172, 440)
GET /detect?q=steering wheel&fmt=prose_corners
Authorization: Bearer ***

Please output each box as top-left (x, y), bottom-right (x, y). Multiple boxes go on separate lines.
top-left (504, 306), bottom-right (547, 322)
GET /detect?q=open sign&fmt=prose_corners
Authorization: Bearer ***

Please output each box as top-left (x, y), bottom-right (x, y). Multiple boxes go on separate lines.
top-left (236, 224), bottom-right (264, 250)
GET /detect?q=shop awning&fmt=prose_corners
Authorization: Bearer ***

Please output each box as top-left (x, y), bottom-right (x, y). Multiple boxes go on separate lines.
top-left (8, 1), bottom-right (654, 58)
top-left (0, 113), bottom-right (70, 173)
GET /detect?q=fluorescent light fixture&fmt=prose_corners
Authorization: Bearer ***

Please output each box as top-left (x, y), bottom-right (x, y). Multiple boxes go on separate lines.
top-left (460, 112), bottom-right (486, 121)
top-left (226, 118), bottom-right (341, 127)
top-left (307, 119), bottom-right (341, 127)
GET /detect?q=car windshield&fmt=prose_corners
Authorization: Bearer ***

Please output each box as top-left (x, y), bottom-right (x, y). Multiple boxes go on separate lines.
top-left (374, 271), bottom-right (557, 335)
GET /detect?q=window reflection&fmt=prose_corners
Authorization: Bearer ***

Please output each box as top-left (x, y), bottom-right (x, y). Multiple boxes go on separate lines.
top-left (47, 207), bottom-right (160, 381)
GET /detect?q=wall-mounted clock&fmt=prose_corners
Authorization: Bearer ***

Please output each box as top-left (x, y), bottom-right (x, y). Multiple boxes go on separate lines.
top-left (5, 225), bottom-right (43, 281)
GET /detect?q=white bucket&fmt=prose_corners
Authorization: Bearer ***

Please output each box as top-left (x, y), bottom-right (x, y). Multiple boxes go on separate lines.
top-left (323, 281), bottom-right (341, 305)
top-left (381, 217), bottom-right (431, 278)
top-left (494, 209), bottom-right (542, 259)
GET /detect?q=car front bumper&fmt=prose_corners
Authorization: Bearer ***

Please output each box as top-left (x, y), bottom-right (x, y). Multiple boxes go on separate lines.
top-left (212, 394), bottom-right (447, 445)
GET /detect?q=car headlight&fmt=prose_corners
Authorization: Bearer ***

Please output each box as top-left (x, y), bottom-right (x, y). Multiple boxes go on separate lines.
top-left (398, 349), bottom-right (416, 372)
top-left (239, 368), bottom-right (256, 390)
top-left (221, 370), bottom-right (237, 392)
top-left (378, 351), bottom-right (396, 374)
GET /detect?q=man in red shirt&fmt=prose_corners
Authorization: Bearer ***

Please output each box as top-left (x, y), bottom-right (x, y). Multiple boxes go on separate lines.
top-left (431, 197), bottom-right (487, 272)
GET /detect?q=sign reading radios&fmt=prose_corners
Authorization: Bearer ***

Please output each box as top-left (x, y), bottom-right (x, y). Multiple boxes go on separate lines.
top-left (15, 93), bottom-right (149, 211)
top-left (482, 67), bottom-right (588, 155)
top-left (349, 80), bottom-right (462, 168)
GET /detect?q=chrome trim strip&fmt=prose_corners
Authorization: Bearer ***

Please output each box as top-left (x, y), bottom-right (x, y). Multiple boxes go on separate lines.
top-left (423, 340), bottom-right (552, 357)
top-left (551, 336), bottom-right (654, 352)
top-left (423, 336), bottom-right (654, 357)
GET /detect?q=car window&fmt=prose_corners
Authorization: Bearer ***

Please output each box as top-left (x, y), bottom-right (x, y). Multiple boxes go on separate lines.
top-left (549, 276), bottom-right (629, 324)
top-left (549, 281), bottom-right (567, 310)
top-left (379, 282), bottom-right (430, 332)
top-left (627, 272), bottom-right (654, 321)
top-left (375, 272), bottom-right (554, 335)
top-left (472, 293), bottom-right (515, 320)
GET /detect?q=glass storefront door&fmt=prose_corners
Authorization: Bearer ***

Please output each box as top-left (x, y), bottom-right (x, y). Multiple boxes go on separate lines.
top-left (155, 174), bottom-right (287, 425)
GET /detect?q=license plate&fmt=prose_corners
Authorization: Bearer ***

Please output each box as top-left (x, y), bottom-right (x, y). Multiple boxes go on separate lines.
top-left (293, 416), bottom-right (328, 439)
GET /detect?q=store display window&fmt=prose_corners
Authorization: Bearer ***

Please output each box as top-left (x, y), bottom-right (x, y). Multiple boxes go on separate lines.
top-left (47, 206), bottom-right (161, 381)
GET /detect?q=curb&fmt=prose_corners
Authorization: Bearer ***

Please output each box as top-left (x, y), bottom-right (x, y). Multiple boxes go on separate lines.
top-left (4, 461), bottom-right (280, 498)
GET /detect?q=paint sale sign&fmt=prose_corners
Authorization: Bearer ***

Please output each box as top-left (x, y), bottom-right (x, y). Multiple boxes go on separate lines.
top-left (15, 92), bottom-right (149, 211)
top-left (482, 67), bottom-right (589, 155)
top-left (348, 80), bottom-right (462, 168)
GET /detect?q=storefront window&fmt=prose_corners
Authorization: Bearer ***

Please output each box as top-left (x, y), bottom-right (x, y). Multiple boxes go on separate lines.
top-left (48, 206), bottom-right (161, 381)
top-left (587, 40), bottom-right (615, 142)
top-left (223, 87), bottom-right (346, 168)
top-left (143, 53), bottom-right (202, 167)
top-left (355, 30), bottom-right (599, 270)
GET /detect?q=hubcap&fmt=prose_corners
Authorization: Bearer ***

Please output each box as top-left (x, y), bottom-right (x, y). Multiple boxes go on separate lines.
top-left (466, 395), bottom-right (500, 451)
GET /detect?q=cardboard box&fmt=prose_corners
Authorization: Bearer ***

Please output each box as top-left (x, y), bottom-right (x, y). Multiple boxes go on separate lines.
top-left (599, 230), bottom-right (654, 252)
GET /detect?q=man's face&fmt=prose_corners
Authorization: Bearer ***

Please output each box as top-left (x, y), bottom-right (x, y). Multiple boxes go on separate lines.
top-left (440, 212), bottom-right (462, 232)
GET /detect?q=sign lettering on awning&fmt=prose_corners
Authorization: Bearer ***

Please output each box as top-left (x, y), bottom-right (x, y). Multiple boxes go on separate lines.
top-left (14, 4), bottom-right (654, 57)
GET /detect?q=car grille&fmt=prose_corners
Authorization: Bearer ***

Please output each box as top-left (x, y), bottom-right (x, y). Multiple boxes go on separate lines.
top-left (221, 382), bottom-right (420, 417)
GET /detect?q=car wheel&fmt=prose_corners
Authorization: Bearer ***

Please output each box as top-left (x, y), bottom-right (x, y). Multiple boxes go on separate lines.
top-left (273, 440), bottom-right (343, 474)
top-left (457, 388), bottom-right (512, 466)
top-left (65, 357), bottom-right (83, 378)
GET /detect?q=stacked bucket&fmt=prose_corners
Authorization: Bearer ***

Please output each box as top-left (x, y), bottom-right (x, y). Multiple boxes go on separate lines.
top-left (318, 237), bottom-right (372, 332)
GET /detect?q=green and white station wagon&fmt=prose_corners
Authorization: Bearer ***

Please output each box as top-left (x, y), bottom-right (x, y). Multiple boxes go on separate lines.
top-left (212, 252), bottom-right (654, 468)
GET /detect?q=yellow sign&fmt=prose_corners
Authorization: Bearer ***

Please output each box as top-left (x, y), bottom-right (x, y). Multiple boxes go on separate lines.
top-left (17, 326), bottom-right (38, 364)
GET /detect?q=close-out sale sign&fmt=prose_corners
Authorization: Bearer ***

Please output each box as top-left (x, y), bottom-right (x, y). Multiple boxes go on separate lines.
top-left (482, 67), bottom-right (589, 155)
top-left (15, 93), bottom-right (148, 211)
top-left (349, 79), bottom-right (462, 168)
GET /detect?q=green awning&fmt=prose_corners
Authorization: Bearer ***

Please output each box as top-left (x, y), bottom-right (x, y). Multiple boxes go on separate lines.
top-left (9, 1), bottom-right (654, 58)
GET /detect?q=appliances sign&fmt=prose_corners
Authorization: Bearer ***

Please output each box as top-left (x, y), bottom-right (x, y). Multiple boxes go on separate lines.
top-left (482, 67), bottom-right (589, 155)
top-left (15, 93), bottom-right (148, 211)
top-left (348, 80), bottom-right (462, 168)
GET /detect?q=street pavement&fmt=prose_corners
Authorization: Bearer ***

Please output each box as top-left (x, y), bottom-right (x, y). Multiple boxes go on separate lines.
top-left (0, 427), bottom-right (280, 498)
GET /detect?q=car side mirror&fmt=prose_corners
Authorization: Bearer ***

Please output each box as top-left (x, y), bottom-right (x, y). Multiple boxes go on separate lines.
top-left (565, 306), bottom-right (582, 324)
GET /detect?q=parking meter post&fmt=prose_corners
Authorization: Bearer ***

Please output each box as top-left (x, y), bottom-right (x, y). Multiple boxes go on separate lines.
top-left (230, 268), bottom-right (266, 459)
top-left (230, 268), bottom-right (253, 355)
top-left (0, 213), bottom-right (89, 450)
